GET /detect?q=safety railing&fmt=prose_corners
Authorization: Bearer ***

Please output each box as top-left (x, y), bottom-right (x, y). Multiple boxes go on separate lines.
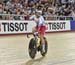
top-left (0, 14), bottom-right (75, 20)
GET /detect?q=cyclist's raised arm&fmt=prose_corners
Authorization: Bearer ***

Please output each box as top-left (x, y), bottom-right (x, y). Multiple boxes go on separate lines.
top-left (29, 15), bottom-right (36, 20)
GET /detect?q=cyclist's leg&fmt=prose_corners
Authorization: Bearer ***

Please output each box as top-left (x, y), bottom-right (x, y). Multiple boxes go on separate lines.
top-left (32, 27), bottom-right (36, 33)
top-left (40, 28), bottom-right (45, 44)
top-left (39, 26), bottom-right (46, 52)
top-left (40, 26), bottom-right (46, 46)
top-left (32, 26), bottom-right (37, 36)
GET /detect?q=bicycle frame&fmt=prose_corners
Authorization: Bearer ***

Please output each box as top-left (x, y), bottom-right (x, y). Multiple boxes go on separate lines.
top-left (34, 32), bottom-right (40, 47)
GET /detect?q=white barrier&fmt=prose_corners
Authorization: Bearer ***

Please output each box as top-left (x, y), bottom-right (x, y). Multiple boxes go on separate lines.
top-left (0, 20), bottom-right (70, 34)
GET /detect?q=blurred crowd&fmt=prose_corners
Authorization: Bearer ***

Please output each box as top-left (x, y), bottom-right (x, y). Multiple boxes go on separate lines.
top-left (0, 0), bottom-right (75, 20)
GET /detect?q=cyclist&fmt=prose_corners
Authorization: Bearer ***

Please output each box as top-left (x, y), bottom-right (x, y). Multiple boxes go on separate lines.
top-left (30, 10), bottom-right (46, 52)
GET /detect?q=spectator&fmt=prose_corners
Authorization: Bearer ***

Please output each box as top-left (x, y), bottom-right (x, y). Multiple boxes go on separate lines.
top-left (71, 9), bottom-right (75, 20)
top-left (0, 0), bottom-right (75, 20)
top-left (0, 4), bottom-right (3, 14)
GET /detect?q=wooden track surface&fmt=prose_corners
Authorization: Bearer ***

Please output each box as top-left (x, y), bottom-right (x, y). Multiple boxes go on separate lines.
top-left (0, 32), bottom-right (75, 65)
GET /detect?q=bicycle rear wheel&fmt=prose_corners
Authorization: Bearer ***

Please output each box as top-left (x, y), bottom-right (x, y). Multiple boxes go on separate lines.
top-left (40, 37), bottom-right (48, 56)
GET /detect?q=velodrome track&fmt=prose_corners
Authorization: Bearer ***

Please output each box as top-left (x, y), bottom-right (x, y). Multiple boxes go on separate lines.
top-left (0, 32), bottom-right (75, 65)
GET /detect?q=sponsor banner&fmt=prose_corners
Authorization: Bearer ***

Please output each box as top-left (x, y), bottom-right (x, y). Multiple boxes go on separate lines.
top-left (70, 20), bottom-right (75, 30)
top-left (0, 20), bottom-right (36, 34)
top-left (0, 20), bottom-right (71, 34)
top-left (46, 20), bottom-right (70, 32)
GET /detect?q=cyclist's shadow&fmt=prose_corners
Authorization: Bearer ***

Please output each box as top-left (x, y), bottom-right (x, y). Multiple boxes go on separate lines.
top-left (23, 57), bottom-right (45, 65)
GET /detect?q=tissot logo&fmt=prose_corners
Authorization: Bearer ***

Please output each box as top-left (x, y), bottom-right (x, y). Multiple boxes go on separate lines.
top-left (2, 22), bottom-right (28, 32)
